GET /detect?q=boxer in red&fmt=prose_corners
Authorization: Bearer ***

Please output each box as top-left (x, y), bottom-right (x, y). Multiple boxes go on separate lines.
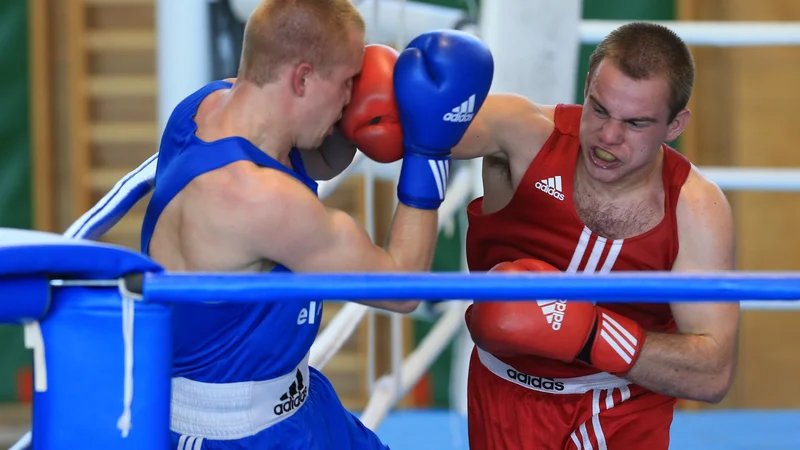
top-left (451, 22), bottom-right (739, 449)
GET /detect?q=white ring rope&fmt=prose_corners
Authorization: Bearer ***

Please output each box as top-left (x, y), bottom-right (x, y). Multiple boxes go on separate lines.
top-left (698, 167), bottom-right (800, 192)
top-left (359, 301), bottom-right (470, 429)
top-left (345, 163), bottom-right (800, 193)
top-left (309, 303), bottom-right (369, 369)
top-left (581, 20), bottom-right (800, 46)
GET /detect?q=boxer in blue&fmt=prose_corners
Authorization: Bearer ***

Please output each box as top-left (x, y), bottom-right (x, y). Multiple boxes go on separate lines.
top-left (140, 0), bottom-right (494, 448)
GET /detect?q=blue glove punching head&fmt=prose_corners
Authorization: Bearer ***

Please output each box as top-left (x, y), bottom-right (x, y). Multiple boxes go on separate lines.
top-left (393, 30), bottom-right (494, 209)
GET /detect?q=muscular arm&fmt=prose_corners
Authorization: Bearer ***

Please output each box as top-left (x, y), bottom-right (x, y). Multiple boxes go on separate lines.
top-left (299, 127), bottom-right (358, 181)
top-left (247, 171), bottom-right (437, 313)
top-left (451, 93), bottom-right (554, 161)
top-left (625, 170), bottom-right (739, 403)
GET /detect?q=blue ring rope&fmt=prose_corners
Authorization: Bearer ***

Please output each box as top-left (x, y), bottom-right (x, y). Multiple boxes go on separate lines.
top-left (141, 271), bottom-right (800, 304)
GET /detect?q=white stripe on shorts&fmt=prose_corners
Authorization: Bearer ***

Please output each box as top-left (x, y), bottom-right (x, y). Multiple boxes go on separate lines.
top-left (571, 388), bottom-right (621, 450)
top-left (177, 435), bottom-right (204, 450)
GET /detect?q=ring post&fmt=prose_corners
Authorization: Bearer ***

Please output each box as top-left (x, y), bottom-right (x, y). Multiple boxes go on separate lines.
top-left (32, 284), bottom-right (172, 449)
top-left (0, 228), bottom-right (171, 450)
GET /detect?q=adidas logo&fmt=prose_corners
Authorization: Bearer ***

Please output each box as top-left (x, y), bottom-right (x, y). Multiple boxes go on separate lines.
top-left (428, 159), bottom-right (449, 201)
top-left (273, 369), bottom-right (308, 416)
top-left (506, 368), bottom-right (565, 391)
top-left (443, 94), bottom-right (475, 123)
top-left (535, 176), bottom-right (565, 201)
top-left (537, 299), bottom-right (567, 330)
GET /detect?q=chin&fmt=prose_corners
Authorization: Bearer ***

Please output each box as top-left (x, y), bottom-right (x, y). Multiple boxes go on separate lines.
top-left (585, 165), bottom-right (628, 184)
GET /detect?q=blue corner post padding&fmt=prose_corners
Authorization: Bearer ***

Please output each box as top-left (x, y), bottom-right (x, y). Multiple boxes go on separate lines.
top-left (0, 227), bottom-right (163, 323)
top-left (0, 228), bottom-right (162, 278)
top-left (0, 228), bottom-right (171, 450)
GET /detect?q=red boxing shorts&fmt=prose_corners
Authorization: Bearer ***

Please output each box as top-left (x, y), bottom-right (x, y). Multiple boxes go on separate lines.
top-left (467, 347), bottom-right (676, 449)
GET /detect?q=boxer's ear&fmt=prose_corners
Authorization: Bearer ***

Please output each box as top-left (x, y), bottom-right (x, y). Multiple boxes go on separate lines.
top-left (291, 62), bottom-right (313, 97)
top-left (666, 108), bottom-right (691, 142)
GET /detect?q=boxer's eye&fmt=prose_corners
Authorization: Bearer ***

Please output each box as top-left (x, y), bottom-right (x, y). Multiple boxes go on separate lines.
top-left (369, 117), bottom-right (382, 125)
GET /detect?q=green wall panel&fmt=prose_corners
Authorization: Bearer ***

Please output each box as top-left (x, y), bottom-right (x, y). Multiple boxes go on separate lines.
top-left (0, 0), bottom-right (33, 403)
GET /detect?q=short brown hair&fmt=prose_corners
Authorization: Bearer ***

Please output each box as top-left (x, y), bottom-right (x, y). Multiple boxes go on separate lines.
top-left (588, 22), bottom-right (695, 121)
top-left (239, 0), bottom-right (365, 85)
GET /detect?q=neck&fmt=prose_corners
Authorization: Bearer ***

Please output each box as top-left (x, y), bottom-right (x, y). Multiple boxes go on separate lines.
top-left (576, 147), bottom-right (664, 199)
top-left (215, 80), bottom-right (296, 166)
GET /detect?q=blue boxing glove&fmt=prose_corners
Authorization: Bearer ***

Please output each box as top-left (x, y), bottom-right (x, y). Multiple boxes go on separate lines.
top-left (394, 30), bottom-right (494, 209)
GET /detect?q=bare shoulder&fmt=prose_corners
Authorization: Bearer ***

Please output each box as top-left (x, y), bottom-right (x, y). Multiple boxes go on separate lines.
top-left (183, 162), bottom-right (320, 248)
top-left (674, 166), bottom-right (736, 271)
top-left (536, 103), bottom-right (558, 123)
top-left (149, 161), bottom-right (311, 271)
top-left (223, 162), bottom-right (321, 226)
top-left (490, 93), bottom-right (554, 151)
top-left (498, 96), bottom-right (556, 170)
top-left (677, 167), bottom-right (733, 226)
top-left (455, 93), bottom-right (554, 161)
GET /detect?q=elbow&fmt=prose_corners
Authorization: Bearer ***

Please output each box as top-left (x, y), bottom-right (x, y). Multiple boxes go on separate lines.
top-left (698, 381), bottom-right (731, 405)
top-left (693, 362), bottom-right (737, 404)
top-left (391, 300), bottom-right (421, 314)
top-left (704, 392), bottom-right (728, 405)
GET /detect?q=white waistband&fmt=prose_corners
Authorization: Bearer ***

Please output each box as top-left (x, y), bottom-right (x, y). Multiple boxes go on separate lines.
top-left (477, 348), bottom-right (630, 395)
top-left (170, 352), bottom-right (310, 440)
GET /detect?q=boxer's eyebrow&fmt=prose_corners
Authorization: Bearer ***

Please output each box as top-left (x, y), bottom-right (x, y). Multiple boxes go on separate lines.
top-left (588, 95), bottom-right (609, 114)
top-left (589, 95), bottom-right (659, 124)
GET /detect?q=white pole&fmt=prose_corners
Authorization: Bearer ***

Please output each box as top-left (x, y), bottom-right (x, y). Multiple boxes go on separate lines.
top-left (356, 0), bottom-right (464, 45)
top-left (156, 0), bottom-right (213, 133)
top-left (480, 0), bottom-right (583, 104)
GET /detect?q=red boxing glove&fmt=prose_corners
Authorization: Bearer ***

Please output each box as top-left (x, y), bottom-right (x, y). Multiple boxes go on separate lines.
top-left (339, 44), bottom-right (403, 164)
top-left (468, 259), bottom-right (646, 376)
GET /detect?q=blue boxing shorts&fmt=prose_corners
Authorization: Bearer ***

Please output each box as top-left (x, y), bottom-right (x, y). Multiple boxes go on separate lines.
top-left (170, 364), bottom-right (389, 450)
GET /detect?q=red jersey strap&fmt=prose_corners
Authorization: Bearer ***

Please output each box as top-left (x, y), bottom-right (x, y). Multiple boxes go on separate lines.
top-left (553, 104), bottom-right (583, 136)
top-left (662, 145), bottom-right (692, 217)
top-left (661, 145), bottom-right (692, 262)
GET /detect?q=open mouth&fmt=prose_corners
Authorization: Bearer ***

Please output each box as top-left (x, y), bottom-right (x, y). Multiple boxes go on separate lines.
top-left (590, 147), bottom-right (621, 169)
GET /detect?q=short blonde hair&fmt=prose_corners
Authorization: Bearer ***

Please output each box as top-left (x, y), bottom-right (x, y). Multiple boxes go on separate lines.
top-left (239, 0), bottom-right (365, 85)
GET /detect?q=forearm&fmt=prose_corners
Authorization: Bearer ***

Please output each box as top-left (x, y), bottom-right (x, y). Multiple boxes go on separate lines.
top-left (352, 205), bottom-right (437, 314)
top-left (384, 204), bottom-right (439, 272)
top-left (625, 331), bottom-right (736, 403)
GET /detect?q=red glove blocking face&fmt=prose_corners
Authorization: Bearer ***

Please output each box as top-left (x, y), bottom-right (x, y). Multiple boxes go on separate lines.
top-left (467, 258), bottom-right (646, 376)
top-left (339, 44), bottom-right (403, 164)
